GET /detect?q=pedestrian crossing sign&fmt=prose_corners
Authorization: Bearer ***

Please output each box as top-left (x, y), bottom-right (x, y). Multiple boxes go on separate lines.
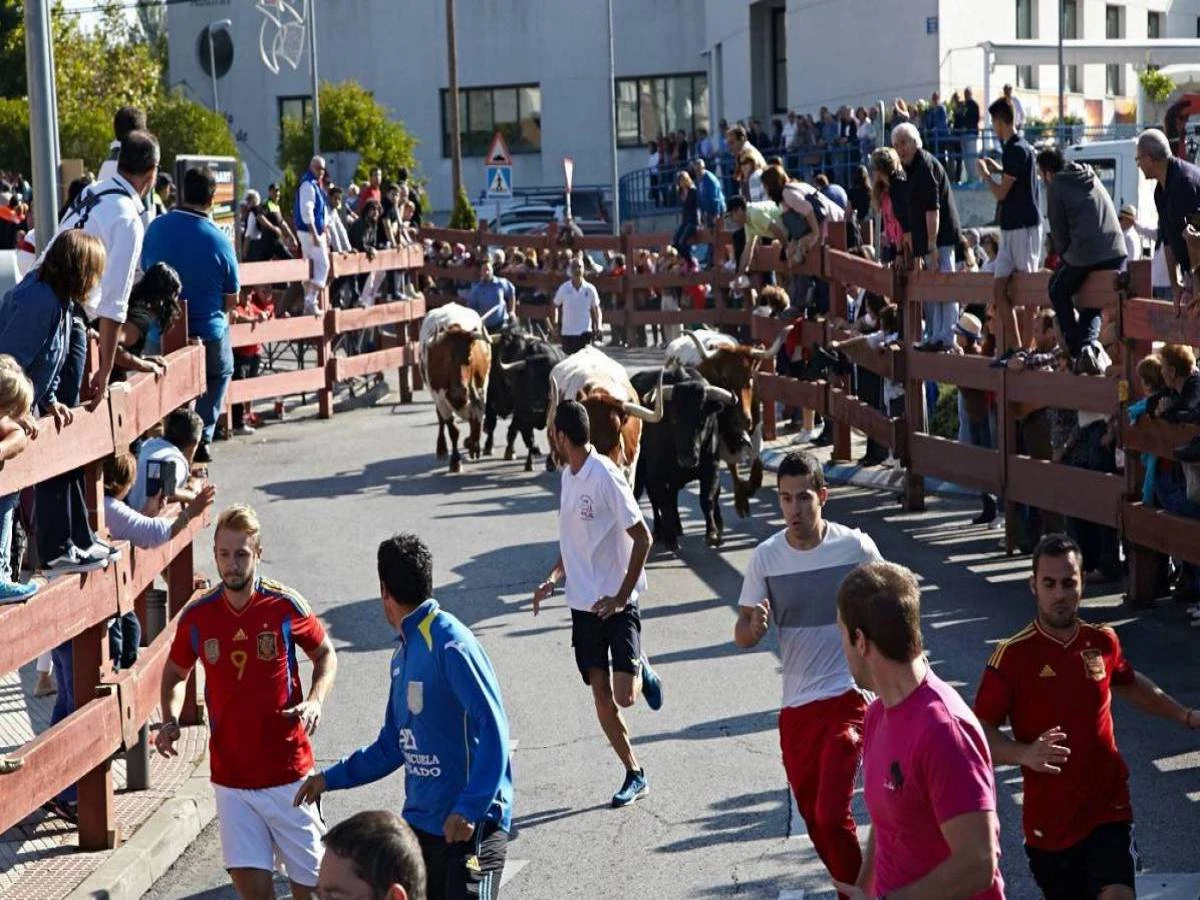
top-left (486, 165), bottom-right (513, 198)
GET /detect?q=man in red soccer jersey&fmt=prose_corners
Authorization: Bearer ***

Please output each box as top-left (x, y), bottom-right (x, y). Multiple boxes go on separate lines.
top-left (975, 533), bottom-right (1199, 900)
top-left (157, 505), bottom-right (338, 900)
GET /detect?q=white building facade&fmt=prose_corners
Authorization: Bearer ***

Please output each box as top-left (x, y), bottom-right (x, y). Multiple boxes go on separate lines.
top-left (165, 0), bottom-right (1200, 214)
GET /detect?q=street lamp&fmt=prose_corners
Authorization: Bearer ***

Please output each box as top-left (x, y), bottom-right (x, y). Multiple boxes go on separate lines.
top-left (207, 18), bottom-right (233, 116)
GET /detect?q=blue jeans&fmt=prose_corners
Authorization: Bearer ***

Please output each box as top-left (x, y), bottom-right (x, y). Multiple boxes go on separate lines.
top-left (50, 641), bottom-right (76, 804)
top-left (922, 245), bottom-right (959, 346)
top-left (195, 330), bottom-right (234, 445)
top-left (0, 493), bottom-right (16, 583)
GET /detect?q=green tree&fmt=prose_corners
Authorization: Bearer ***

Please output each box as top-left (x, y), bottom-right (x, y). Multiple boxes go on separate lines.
top-left (279, 79), bottom-right (418, 196)
top-left (0, 0), bottom-right (24, 98)
top-left (0, 96), bottom-right (29, 173)
top-left (148, 91), bottom-right (238, 174)
top-left (448, 186), bottom-right (476, 230)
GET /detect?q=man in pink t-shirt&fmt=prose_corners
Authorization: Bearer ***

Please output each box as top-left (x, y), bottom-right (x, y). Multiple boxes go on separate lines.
top-left (833, 561), bottom-right (1005, 899)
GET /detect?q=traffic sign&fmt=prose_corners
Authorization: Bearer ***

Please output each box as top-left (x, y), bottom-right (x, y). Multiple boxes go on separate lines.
top-left (486, 131), bottom-right (512, 166)
top-left (486, 164), bottom-right (512, 198)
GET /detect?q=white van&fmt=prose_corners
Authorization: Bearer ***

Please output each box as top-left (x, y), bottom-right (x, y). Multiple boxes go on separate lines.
top-left (1063, 139), bottom-right (1159, 234)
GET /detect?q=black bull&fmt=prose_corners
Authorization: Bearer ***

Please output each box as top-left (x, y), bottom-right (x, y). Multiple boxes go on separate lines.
top-left (631, 367), bottom-right (736, 551)
top-left (483, 327), bottom-right (566, 471)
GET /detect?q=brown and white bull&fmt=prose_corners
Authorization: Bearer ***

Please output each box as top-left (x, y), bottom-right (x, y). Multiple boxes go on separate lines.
top-left (545, 345), bottom-right (663, 484)
top-left (663, 327), bottom-right (791, 517)
top-left (419, 303), bottom-right (492, 473)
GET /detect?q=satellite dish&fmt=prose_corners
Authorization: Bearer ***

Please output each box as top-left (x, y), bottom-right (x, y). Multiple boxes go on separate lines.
top-left (197, 26), bottom-right (235, 79)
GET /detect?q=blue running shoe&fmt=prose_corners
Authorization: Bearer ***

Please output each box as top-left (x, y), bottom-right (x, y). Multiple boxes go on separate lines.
top-left (640, 656), bottom-right (663, 710)
top-left (0, 580), bottom-right (37, 605)
top-left (611, 769), bottom-right (649, 808)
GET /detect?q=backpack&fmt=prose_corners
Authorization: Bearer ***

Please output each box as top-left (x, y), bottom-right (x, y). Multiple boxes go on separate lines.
top-left (60, 185), bottom-right (133, 230)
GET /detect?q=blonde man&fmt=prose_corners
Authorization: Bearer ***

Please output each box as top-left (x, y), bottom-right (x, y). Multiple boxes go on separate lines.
top-left (158, 505), bottom-right (338, 900)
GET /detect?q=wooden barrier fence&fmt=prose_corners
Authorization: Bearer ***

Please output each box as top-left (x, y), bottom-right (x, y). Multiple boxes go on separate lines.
top-left (0, 331), bottom-right (208, 852)
top-left (425, 221), bottom-right (1200, 606)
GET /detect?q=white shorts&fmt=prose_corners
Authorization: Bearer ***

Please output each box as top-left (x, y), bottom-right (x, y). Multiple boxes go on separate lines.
top-left (299, 231), bottom-right (330, 287)
top-left (213, 776), bottom-right (326, 887)
top-left (993, 224), bottom-right (1042, 278)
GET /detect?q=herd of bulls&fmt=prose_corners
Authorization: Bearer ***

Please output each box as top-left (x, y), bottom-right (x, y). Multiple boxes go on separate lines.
top-left (418, 303), bottom-right (790, 551)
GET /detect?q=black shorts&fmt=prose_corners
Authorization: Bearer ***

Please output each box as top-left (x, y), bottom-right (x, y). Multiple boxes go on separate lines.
top-left (570, 606), bottom-right (641, 684)
top-left (1025, 821), bottom-right (1138, 900)
top-left (416, 819), bottom-right (507, 900)
top-left (562, 332), bottom-right (592, 354)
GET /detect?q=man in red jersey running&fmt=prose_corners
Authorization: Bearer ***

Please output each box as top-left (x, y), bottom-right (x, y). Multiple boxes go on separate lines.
top-left (157, 504), bottom-right (338, 900)
top-left (975, 533), bottom-right (1199, 899)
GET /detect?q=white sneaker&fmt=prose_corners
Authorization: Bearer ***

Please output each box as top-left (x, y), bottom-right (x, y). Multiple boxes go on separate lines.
top-left (82, 541), bottom-right (122, 563)
top-left (234, 424), bottom-right (256, 436)
top-left (43, 550), bottom-right (105, 575)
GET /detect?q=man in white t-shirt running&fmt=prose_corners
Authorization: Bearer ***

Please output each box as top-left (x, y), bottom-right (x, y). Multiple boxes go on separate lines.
top-left (733, 450), bottom-right (881, 886)
top-left (552, 259), bottom-right (601, 354)
top-left (532, 399), bottom-right (664, 808)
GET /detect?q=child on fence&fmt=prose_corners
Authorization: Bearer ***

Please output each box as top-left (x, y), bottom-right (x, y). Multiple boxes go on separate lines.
top-left (229, 288), bottom-right (274, 436)
top-left (0, 357), bottom-right (34, 602)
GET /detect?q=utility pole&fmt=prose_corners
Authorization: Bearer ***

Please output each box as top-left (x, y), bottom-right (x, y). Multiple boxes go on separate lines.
top-left (309, 0), bottom-right (321, 156)
top-left (446, 0), bottom-right (463, 204)
top-left (606, 0), bottom-right (619, 234)
top-left (24, 0), bottom-right (58, 252)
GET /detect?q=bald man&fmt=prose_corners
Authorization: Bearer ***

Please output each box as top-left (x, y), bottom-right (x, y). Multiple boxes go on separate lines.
top-left (295, 155), bottom-right (330, 314)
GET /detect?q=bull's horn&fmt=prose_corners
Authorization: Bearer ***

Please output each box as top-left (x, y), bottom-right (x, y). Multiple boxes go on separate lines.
top-left (499, 358), bottom-right (527, 372)
top-left (748, 324), bottom-right (794, 360)
top-left (684, 329), bottom-right (720, 361)
top-left (705, 386), bottom-right (736, 406)
top-left (623, 370), bottom-right (665, 423)
top-left (659, 385), bottom-right (675, 402)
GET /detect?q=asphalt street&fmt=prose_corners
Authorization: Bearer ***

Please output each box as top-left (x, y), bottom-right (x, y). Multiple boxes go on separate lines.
top-left (144, 368), bottom-right (1200, 900)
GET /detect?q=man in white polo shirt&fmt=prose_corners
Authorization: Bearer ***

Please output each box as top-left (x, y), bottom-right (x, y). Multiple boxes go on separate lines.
top-left (552, 258), bottom-right (601, 353)
top-left (733, 449), bottom-right (881, 887)
top-left (531, 399), bottom-right (664, 808)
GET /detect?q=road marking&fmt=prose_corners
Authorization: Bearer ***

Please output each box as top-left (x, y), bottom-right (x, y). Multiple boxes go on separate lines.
top-left (778, 891), bottom-right (806, 900)
top-left (929, 616), bottom-right (989, 629)
top-left (1151, 752), bottom-right (1199, 773)
top-left (501, 859), bottom-right (529, 888)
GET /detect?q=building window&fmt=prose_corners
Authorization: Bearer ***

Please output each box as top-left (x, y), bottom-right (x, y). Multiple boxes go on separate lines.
top-left (615, 73), bottom-right (709, 148)
top-left (1016, 0), bottom-right (1037, 89)
top-left (771, 7), bottom-right (786, 114)
top-left (278, 95), bottom-right (313, 136)
top-left (1062, 0), bottom-right (1079, 93)
top-left (1106, 5), bottom-right (1125, 95)
top-left (1148, 10), bottom-right (1164, 38)
top-left (440, 84), bottom-right (541, 157)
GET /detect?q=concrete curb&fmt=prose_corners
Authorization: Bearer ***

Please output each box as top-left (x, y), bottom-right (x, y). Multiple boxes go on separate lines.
top-left (67, 756), bottom-right (214, 900)
top-left (761, 445), bottom-right (974, 498)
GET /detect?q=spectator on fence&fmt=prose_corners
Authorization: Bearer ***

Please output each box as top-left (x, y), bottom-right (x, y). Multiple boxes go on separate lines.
top-left (229, 288), bottom-right (274, 435)
top-left (0, 358), bottom-right (33, 601)
top-left (127, 408), bottom-right (204, 512)
top-left (467, 259), bottom-right (516, 331)
top-left (326, 186), bottom-right (353, 253)
top-left (294, 155), bottom-right (331, 315)
top-left (848, 165), bottom-right (872, 246)
top-left (142, 166), bottom-right (239, 463)
top-left (758, 166), bottom-right (830, 270)
top-left (0, 231), bottom-right (110, 578)
top-left (1128, 354), bottom-right (1167, 507)
top-left (1135, 128), bottom-right (1200, 317)
top-left (55, 129), bottom-right (160, 407)
top-left (870, 147), bottom-right (910, 267)
top-left (248, 184), bottom-right (294, 262)
top-left (113, 261), bottom-right (180, 381)
top-left (356, 167), bottom-right (383, 213)
top-left (726, 125), bottom-right (766, 201)
top-left (240, 189), bottom-right (262, 259)
top-left (980, 97), bottom-right (1042, 352)
top-left (101, 450), bottom-right (215, 669)
top-left (893, 122), bottom-right (963, 351)
top-left (1038, 146), bottom-right (1126, 374)
top-left (349, 199), bottom-right (389, 310)
top-left (553, 258), bottom-right (601, 354)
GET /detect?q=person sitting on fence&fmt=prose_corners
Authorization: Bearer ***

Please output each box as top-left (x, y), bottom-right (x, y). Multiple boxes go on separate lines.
top-left (892, 121), bottom-right (964, 352)
top-left (673, 171), bottom-right (701, 267)
top-left (229, 288), bottom-right (274, 436)
top-left (143, 166), bottom-right (240, 464)
top-left (1037, 146), bottom-right (1126, 376)
top-left (127, 408), bottom-right (205, 513)
top-left (111, 261), bottom-right (181, 382)
top-left (101, 450), bottom-right (216, 671)
top-left (466, 259), bottom-right (515, 331)
top-left (0, 358), bottom-right (34, 602)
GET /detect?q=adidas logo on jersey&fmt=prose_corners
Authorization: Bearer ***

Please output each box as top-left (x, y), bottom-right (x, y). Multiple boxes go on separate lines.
top-left (1038, 664), bottom-right (1056, 678)
top-left (233, 628), bottom-right (248, 642)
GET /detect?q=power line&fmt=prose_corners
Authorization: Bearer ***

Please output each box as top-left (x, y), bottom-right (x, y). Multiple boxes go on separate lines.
top-left (59, 0), bottom-right (214, 16)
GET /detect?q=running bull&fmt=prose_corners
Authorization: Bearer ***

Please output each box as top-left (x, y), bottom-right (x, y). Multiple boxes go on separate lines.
top-left (663, 327), bottom-right (791, 517)
top-left (631, 366), bottom-right (736, 551)
top-left (419, 303), bottom-right (492, 473)
top-left (485, 325), bottom-right (566, 471)
top-left (546, 345), bottom-right (663, 484)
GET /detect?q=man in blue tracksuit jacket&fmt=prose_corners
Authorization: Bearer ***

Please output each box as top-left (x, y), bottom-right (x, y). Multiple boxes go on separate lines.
top-left (295, 533), bottom-right (513, 900)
